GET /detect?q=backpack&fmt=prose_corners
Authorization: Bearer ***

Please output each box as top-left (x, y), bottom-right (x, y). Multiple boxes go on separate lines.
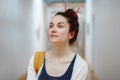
top-left (34, 51), bottom-right (45, 75)
top-left (18, 51), bottom-right (45, 80)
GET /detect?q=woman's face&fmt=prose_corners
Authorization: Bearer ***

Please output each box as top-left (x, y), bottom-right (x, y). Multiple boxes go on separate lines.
top-left (49, 15), bottom-right (74, 44)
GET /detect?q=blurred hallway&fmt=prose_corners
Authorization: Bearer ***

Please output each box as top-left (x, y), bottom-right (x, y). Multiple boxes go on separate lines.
top-left (0, 0), bottom-right (120, 80)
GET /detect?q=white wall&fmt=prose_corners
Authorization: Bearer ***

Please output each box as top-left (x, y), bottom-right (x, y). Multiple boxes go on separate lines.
top-left (93, 0), bottom-right (120, 80)
top-left (33, 0), bottom-right (47, 51)
top-left (0, 0), bottom-right (34, 79)
top-left (85, 0), bottom-right (93, 67)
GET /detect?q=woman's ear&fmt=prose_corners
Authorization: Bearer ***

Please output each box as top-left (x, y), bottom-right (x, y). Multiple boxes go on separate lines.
top-left (69, 31), bottom-right (75, 39)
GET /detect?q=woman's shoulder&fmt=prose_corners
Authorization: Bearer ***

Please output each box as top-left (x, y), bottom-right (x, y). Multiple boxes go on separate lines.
top-left (75, 54), bottom-right (88, 69)
top-left (71, 54), bottom-right (88, 80)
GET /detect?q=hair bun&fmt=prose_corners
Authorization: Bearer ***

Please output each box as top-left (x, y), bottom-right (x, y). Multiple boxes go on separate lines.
top-left (65, 9), bottom-right (78, 20)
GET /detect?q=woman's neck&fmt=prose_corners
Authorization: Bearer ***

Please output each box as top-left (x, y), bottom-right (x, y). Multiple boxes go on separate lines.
top-left (50, 43), bottom-right (72, 58)
top-left (46, 43), bottom-right (75, 63)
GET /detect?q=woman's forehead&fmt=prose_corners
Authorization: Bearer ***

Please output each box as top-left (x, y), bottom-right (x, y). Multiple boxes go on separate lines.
top-left (51, 15), bottom-right (68, 23)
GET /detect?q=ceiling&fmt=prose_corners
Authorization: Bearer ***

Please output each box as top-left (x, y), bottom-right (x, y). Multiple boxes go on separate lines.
top-left (43, 0), bottom-right (85, 4)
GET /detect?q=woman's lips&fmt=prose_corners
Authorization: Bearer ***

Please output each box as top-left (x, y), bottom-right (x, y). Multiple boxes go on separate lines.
top-left (50, 35), bottom-right (58, 37)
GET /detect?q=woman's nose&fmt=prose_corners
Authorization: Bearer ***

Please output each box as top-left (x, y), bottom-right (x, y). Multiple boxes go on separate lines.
top-left (51, 26), bottom-right (57, 32)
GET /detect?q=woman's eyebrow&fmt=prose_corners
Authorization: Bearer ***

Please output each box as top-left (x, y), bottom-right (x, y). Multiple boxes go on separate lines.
top-left (50, 22), bottom-right (53, 25)
top-left (50, 22), bottom-right (65, 25)
top-left (58, 22), bottom-right (65, 25)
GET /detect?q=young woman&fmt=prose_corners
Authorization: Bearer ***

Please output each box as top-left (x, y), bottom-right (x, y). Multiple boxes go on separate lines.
top-left (27, 9), bottom-right (88, 80)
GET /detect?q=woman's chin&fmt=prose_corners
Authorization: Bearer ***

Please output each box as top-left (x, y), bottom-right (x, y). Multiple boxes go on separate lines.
top-left (50, 40), bottom-right (59, 43)
top-left (50, 40), bottom-right (62, 44)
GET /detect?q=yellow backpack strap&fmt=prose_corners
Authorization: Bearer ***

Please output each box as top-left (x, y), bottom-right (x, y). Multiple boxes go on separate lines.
top-left (34, 51), bottom-right (45, 75)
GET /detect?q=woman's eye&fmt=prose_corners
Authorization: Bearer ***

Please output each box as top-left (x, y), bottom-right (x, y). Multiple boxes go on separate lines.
top-left (49, 25), bottom-right (53, 28)
top-left (58, 26), bottom-right (63, 28)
